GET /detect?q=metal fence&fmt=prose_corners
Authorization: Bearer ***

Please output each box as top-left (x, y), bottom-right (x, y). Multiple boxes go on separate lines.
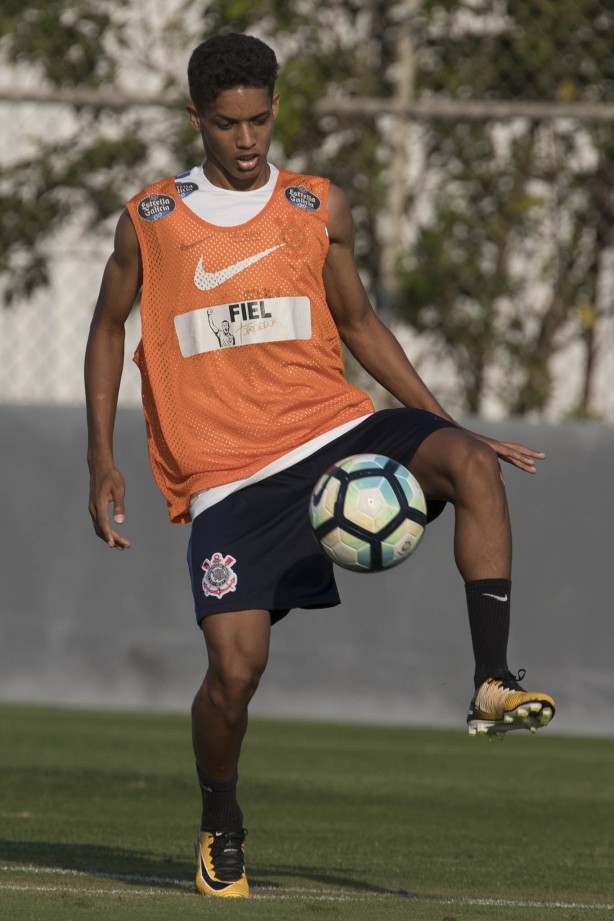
top-left (0, 236), bottom-right (143, 406)
top-left (1, 0), bottom-right (613, 420)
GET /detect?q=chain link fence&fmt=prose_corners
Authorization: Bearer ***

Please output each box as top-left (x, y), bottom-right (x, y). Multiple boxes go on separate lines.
top-left (1, 0), bottom-right (613, 419)
top-left (0, 232), bottom-right (143, 406)
top-left (0, 92), bottom-right (144, 405)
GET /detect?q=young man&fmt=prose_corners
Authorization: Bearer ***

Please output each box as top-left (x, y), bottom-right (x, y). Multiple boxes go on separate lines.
top-left (85, 33), bottom-right (556, 899)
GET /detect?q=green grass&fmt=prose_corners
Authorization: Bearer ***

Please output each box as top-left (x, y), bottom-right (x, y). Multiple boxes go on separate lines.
top-left (0, 705), bottom-right (613, 920)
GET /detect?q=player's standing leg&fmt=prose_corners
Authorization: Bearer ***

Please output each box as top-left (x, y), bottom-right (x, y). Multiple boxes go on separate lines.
top-left (192, 609), bottom-right (271, 897)
top-left (409, 427), bottom-right (556, 738)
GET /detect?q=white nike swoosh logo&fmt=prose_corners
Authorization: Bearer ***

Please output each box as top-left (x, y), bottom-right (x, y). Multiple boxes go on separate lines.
top-left (198, 842), bottom-right (233, 893)
top-left (483, 592), bottom-right (508, 602)
top-left (194, 243), bottom-right (285, 291)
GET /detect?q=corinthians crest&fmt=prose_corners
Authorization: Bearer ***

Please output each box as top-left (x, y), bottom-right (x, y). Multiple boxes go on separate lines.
top-left (202, 552), bottom-right (238, 598)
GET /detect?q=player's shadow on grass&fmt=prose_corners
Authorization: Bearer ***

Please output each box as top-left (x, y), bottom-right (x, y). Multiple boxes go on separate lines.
top-left (0, 838), bottom-right (193, 890)
top-left (0, 839), bottom-right (412, 894)
top-left (251, 861), bottom-right (407, 896)
top-left (0, 839), bottom-right (405, 897)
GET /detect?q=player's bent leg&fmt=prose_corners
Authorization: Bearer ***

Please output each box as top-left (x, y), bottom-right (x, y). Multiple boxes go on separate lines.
top-left (192, 609), bottom-right (271, 898)
top-left (408, 428), bottom-right (556, 737)
top-left (408, 427), bottom-right (512, 581)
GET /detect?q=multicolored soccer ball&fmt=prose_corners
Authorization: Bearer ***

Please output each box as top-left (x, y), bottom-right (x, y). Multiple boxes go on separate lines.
top-left (309, 453), bottom-right (427, 572)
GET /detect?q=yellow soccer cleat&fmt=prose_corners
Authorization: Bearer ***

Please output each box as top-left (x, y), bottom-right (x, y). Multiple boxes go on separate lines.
top-left (467, 670), bottom-right (556, 739)
top-left (194, 828), bottom-right (249, 898)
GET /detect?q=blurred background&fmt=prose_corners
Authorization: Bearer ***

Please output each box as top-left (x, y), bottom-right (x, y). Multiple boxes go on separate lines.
top-left (1, 0), bottom-right (613, 735)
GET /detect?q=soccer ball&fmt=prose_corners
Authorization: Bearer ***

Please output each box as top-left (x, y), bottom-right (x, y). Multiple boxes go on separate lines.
top-left (309, 453), bottom-right (427, 572)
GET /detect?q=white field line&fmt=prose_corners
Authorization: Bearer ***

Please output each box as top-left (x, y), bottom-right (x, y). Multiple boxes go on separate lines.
top-left (0, 863), bottom-right (189, 888)
top-left (0, 864), bottom-right (613, 910)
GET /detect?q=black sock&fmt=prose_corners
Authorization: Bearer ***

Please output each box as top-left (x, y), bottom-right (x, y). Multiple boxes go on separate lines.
top-left (196, 765), bottom-right (243, 832)
top-left (465, 579), bottom-right (512, 689)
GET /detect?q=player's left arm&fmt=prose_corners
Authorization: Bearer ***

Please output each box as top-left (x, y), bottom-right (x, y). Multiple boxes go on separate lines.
top-left (323, 184), bottom-right (545, 475)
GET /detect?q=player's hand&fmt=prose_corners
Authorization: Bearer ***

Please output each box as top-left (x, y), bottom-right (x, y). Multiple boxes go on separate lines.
top-left (88, 465), bottom-right (132, 549)
top-left (474, 435), bottom-right (545, 474)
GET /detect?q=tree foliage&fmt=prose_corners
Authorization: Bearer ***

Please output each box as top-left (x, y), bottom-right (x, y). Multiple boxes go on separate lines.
top-left (396, 0), bottom-right (614, 416)
top-left (1, 0), bottom-right (613, 417)
top-left (0, 0), bottom-right (395, 303)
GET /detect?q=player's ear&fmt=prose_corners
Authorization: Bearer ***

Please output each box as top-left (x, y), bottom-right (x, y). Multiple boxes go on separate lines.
top-left (272, 93), bottom-right (280, 119)
top-left (186, 104), bottom-right (202, 132)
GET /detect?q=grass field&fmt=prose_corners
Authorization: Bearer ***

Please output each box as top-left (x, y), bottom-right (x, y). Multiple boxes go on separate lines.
top-left (0, 705), bottom-right (612, 920)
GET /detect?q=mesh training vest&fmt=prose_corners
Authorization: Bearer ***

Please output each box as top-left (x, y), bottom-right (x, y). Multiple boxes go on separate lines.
top-left (127, 168), bottom-right (374, 524)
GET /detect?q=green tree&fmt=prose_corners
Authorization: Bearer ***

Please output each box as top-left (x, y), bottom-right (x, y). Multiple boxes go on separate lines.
top-left (0, 0), bottom-right (172, 300)
top-left (395, 0), bottom-right (614, 416)
top-left (0, 0), bottom-right (394, 302)
top-left (1, 0), bottom-right (613, 417)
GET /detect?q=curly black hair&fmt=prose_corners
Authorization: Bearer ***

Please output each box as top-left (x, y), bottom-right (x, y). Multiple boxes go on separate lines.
top-left (188, 33), bottom-right (279, 110)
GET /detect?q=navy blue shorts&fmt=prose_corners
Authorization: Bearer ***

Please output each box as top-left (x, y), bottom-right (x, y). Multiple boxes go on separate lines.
top-left (187, 408), bottom-right (456, 626)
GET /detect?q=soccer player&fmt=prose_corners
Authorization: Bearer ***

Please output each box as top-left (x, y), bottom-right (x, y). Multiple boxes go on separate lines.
top-left (85, 32), bottom-right (556, 899)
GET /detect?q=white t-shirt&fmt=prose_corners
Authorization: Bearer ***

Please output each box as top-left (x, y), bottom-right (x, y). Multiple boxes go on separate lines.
top-left (175, 163), bottom-right (279, 225)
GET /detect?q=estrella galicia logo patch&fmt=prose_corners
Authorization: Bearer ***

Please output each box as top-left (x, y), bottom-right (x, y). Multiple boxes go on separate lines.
top-left (137, 192), bottom-right (176, 221)
top-left (202, 552), bottom-right (238, 599)
top-left (284, 185), bottom-right (321, 211)
top-left (175, 180), bottom-right (199, 198)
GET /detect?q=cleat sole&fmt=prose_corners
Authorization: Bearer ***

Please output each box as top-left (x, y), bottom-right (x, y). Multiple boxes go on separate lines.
top-left (467, 679), bottom-right (556, 738)
top-left (468, 699), bottom-right (556, 737)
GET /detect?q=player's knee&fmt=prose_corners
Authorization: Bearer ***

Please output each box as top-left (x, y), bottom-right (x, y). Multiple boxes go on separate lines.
top-left (456, 436), bottom-right (502, 490)
top-left (205, 655), bottom-right (268, 711)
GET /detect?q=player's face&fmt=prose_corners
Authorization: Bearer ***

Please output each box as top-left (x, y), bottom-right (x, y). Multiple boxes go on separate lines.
top-left (187, 87), bottom-right (279, 190)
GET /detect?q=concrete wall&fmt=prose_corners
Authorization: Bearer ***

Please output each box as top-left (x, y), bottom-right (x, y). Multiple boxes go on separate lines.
top-left (1, 405), bottom-right (612, 736)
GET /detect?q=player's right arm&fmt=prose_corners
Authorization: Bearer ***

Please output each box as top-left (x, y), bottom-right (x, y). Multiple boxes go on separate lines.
top-left (85, 209), bottom-right (142, 549)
